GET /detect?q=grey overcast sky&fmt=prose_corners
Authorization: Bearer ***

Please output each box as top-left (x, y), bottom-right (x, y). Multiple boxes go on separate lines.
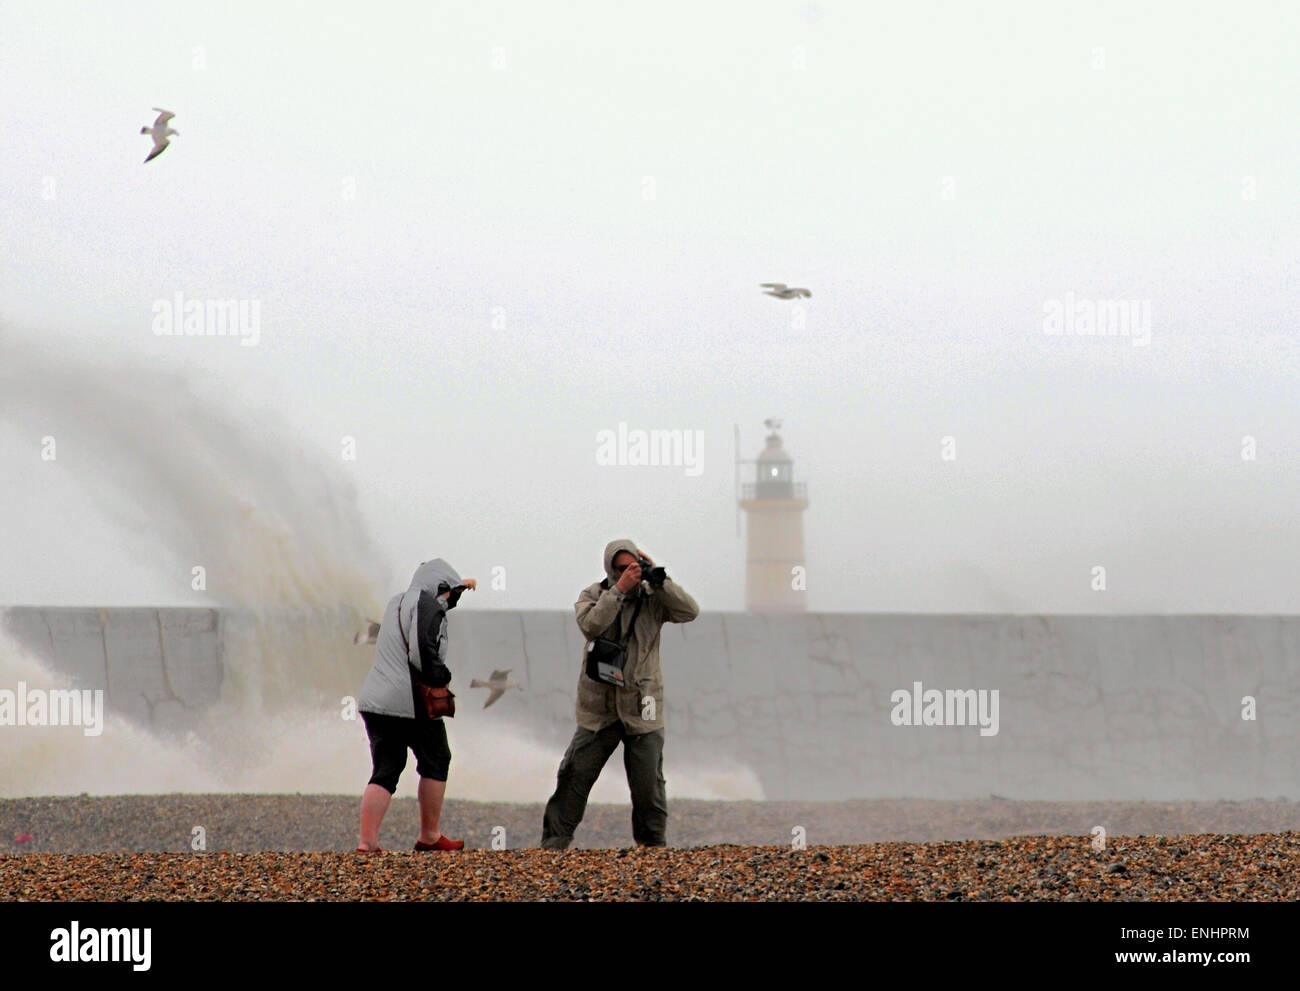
top-left (1, 0), bottom-right (1297, 612)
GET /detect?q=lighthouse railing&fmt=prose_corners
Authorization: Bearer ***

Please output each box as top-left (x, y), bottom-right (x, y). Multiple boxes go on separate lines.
top-left (741, 482), bottom-right (807, 501)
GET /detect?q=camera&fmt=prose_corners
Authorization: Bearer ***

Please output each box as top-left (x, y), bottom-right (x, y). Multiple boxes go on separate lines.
top-left (637, 556), bottom-right (668, 588)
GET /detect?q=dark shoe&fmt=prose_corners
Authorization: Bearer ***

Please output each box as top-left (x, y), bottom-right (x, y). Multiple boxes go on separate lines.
top-left (414, 835), bottom-right (464, 851)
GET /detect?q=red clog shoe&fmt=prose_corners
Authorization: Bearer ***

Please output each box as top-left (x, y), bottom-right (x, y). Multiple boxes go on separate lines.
top-left (414, 835), bottom-right (464, 851)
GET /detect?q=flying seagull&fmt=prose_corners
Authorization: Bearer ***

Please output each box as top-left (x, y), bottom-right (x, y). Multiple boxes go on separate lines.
top-left (352, 619), bottom-right (382, 646)
top-left (761, 283), bottom-right (811, 299)
top-left (469, 669), bottom-right (522, 709)
top-left (141, 108), bottom-right (178, 163)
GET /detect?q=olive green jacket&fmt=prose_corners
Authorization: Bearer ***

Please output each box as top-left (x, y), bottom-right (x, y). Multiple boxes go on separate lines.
top-left (573, 538), bottom-right (700, 734)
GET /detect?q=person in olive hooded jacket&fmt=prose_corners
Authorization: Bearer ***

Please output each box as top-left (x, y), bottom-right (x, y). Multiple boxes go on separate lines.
top-left (540, 538), bottom-right (699, 849)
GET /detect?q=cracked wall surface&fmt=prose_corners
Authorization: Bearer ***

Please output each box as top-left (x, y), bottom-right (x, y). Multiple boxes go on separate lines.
top-left (3, 608), bottom-right (1297, 800)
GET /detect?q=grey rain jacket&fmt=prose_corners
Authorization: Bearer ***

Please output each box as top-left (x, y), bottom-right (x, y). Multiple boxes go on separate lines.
top-left (358, 558), bottom-right (463, 718)
top-left (573, 538), bottom-right (699, 734)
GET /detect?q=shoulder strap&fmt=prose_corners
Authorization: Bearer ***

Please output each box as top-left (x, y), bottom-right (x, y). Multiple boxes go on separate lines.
top-left (399, 590), bottom-right (423, 675)
top-left (397, 590), bottom-right (411, 653)
top-left (616, 591), bottom-right (644, 647)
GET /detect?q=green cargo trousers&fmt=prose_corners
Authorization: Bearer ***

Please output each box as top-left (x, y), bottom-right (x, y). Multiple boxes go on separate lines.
top-left (540, 722), bottom-right (667, 849)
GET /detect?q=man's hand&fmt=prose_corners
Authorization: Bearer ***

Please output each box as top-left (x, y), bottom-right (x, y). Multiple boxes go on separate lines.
top-left (614, 560), bottom-right (641, 594)
top-left (460, 578), bottom-right (477, 591)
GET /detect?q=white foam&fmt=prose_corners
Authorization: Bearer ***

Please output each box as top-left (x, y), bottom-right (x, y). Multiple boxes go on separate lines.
top-left (0, 628), bottom-right (762, 799)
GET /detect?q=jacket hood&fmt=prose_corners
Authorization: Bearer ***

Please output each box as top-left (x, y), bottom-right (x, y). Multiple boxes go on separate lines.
top-left (407, 558), bottom-right (462, 598)
top-left (396, 557), bottom-right (462, 663)
top-left (603, 538), bottom-right (639, 584)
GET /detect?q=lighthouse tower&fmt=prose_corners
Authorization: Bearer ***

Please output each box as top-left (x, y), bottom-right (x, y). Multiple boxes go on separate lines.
top-left (738, 419), bottom-right (809, 612)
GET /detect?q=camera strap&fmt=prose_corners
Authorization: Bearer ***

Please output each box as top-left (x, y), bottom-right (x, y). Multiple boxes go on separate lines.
top-left (611, 589), bottom-right (644, 649)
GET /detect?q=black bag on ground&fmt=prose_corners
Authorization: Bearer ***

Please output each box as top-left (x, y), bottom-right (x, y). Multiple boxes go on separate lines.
top-left (585, 592), bottom-right (643, 687)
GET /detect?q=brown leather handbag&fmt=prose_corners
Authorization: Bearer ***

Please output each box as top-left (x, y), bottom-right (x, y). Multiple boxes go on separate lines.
top-left (417, 683), bottom-right (456, 719)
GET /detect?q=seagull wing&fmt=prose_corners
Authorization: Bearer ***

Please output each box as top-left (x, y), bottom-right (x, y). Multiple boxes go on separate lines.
top-left (490, 669), bottom-right (512, 681)
top-left (760, 283), bottom-right (787, 290)
top-left (351, 620), bottom-right (382, 645)
top-left (483, 687), bottom-right (506, 708)
top-left (143, 139), bottom-right (170, 163)
top-left (152, 108), bottom-right (175, 125)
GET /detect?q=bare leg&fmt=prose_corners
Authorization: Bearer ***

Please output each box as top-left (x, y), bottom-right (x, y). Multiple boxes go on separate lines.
top-left (358, 783), bottom-right (392, 850)
top-left (417, 776), bottom-right (446, 844)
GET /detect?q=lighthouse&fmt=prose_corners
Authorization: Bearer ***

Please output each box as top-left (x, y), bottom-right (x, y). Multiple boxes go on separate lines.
top-left (737, 419), bottom-right (809, 612)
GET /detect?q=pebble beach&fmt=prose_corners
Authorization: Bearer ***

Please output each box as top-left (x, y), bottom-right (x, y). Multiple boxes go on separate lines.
top-left (3, 795), bottom-right (1299, 901)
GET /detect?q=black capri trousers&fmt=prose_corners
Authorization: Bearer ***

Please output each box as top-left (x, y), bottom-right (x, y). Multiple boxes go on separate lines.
top-left (361, 710), bottom-right (452, 791)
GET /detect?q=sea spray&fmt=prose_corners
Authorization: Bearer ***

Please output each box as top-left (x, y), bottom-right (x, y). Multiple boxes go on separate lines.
top-left (0, 339), bottom-right (765, 801)
top-left (0, 630), bottom-right (763, 800)
top-left (0, 338), bottom-right (387, 710)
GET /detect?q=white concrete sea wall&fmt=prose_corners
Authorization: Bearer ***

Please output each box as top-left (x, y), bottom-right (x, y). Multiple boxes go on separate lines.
top-left (3, 608), bottom-right (1297, 801)
top-left (2, 607), bottom-right (224, 736)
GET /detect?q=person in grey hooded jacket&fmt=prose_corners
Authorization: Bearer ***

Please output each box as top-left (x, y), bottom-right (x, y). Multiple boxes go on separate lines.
top-left (356, 558), bottom-right (476, 853)
top-left (540, 538), bottom-right (699, 849)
